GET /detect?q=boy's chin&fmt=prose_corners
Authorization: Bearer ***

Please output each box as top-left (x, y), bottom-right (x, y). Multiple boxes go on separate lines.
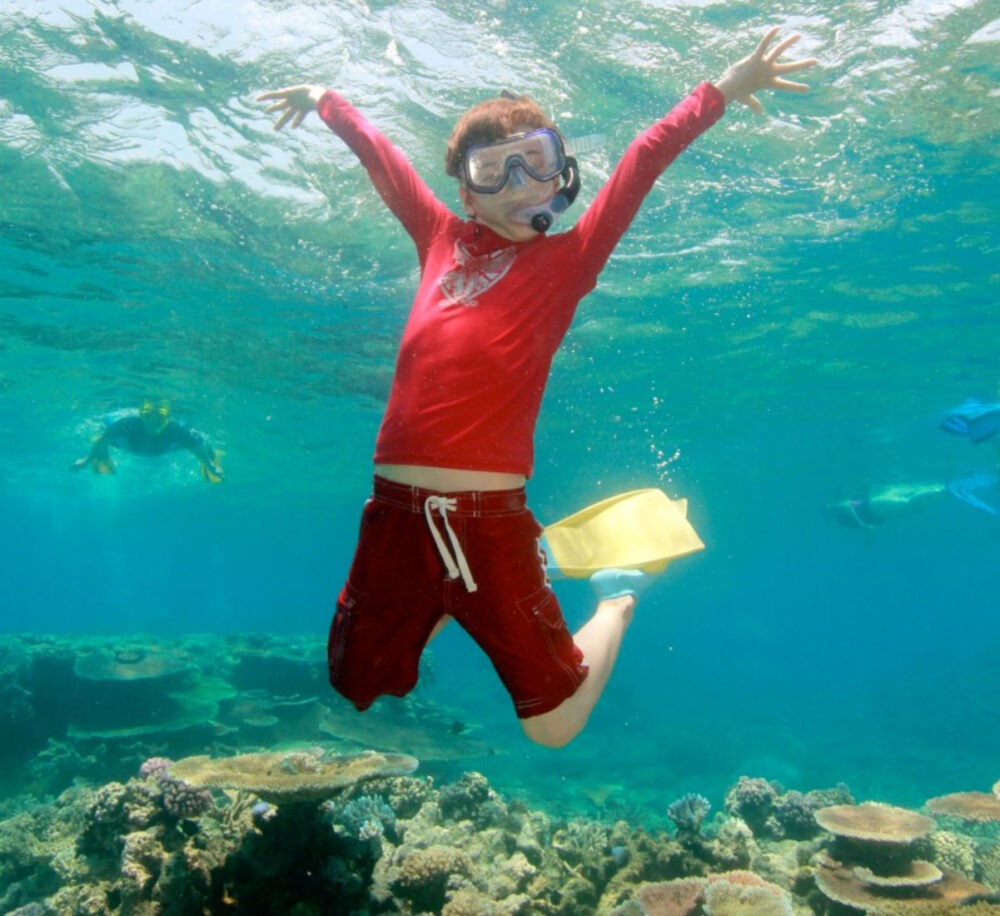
top-left (478, 217), bottom-right (539, 242)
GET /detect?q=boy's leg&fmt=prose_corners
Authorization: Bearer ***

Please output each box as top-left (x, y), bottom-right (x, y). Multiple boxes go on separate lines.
top-left (519, 592), bottom-right (636, 748)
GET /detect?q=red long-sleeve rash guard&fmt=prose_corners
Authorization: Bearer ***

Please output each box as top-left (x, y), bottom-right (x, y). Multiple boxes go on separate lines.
top-left (317, 83), bottom-right (724, 478)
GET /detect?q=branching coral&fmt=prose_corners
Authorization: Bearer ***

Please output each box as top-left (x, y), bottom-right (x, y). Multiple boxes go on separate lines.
top-left (668, 793), bottom-right (711, 837)
top-left (335, 794), bottom-right (397, 841)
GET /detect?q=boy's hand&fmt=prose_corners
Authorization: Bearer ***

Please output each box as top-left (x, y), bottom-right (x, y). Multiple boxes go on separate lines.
top-left (257, 85), bottom-right (325, 130)
top-left (714, 27), bottom-right (817, 114)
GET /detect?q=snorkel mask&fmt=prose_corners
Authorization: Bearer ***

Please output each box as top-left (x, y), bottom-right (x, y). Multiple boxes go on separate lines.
top-left (140, 398), bottom-right (171, 435)
top-left (461, 128), bottom-right (581, 233)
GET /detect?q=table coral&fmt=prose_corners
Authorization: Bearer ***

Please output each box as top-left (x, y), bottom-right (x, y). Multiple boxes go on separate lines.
top-left (168, 747), bottom-right (418, 804)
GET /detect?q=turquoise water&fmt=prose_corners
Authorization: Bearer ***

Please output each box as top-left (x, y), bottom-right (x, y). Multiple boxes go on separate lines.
top-left (2, 0), bottom-right (998, 821)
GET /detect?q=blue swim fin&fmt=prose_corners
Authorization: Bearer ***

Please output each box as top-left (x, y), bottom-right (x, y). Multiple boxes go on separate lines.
top-left (948, 474), bottom-right (1000, 516)
top-left (941, 400), bottom-right (1000, 444)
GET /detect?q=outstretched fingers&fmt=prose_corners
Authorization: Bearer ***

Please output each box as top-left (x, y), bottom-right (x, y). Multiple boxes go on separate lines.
top-left (761, 30), bottom-right (818, 92)
top-left (256, 85), bottom-right (321, 130)
top-left (772, 77), bottom-right (812, 93)
top-left (764, 32), bottom-right (801, 62)
top-left (753, 26), bottom-right (782, 59)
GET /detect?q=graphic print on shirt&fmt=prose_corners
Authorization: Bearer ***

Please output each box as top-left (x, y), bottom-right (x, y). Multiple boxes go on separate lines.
top-left (438, 239), bottom-right (517, 307)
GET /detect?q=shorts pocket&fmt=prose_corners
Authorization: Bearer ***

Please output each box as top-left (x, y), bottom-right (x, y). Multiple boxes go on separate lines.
top-left (327, 581), bottom-right (367, 685)
top-left (516, 584), bottom-right (565, 630)
top-left (515, 585), bottom-right (584, 686)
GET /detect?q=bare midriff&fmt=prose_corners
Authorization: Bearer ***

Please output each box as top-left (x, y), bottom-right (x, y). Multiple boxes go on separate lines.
top-left (375, 463), bottom-right (525, 492)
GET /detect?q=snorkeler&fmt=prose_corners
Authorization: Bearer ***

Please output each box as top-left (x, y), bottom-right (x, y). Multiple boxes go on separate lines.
top-left (827, 483), bottom-right (949, 532)
top-left (829, 475), bottom-right (1000, 531)
top-left (260, 28), bottom-right (816, 748)
top-left (71, 399), bottom-right (224, 483)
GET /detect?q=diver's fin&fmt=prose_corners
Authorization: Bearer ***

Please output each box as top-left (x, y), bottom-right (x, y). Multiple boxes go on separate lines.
top-left (542, 488), bottom-right (704, 578)
top-left (941, 400), bottom-right (1000, 444)
top-left (948, 475), bottom-right (999, 516)
top-left (200, 462), bottom-right (224, 484)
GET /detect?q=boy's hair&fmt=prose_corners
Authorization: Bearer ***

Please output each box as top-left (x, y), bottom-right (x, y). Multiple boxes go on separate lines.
top-left (445, 92), bottom-right (560, 181)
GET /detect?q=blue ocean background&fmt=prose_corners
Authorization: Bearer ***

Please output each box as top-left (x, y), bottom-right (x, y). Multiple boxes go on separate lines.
top-left (2, 0), bottom-right (998, 823)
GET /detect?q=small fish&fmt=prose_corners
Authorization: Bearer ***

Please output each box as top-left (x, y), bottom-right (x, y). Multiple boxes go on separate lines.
top-left (449, 719), bottom-right (468, 735)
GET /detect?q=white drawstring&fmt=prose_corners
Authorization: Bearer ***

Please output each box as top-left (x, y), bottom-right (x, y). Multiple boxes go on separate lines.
top-left (423, 496), bottom-right (478, 593)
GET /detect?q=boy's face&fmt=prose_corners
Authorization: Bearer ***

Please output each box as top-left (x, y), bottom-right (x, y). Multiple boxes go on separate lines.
top-left (458, 128), bottom-right (564, 241)
top-left (460, 175), bottom-right (561, 242)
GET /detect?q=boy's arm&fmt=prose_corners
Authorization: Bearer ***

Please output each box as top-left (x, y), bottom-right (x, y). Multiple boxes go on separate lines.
top-left (258, 84), bottom-right (447, 245)
top-left (572, 28), bottom-right (816, 274)
top-left (713, 27), bottom-right (816, 114)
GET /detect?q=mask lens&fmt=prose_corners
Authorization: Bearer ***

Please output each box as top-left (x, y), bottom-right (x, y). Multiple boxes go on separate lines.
top-left (464, 129), bottom-right (565, 193)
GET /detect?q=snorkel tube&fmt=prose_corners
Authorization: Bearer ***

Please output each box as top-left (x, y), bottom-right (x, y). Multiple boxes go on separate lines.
top-left (512, 155), bottom-right (580, 233)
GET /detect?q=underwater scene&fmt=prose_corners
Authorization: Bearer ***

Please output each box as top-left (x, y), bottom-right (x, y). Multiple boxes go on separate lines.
top-left (1, 0), bottom-right (999, 912)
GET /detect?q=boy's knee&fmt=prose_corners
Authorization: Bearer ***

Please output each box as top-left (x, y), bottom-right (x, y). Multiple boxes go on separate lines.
top-left (520, 712), bottom-right (579, 748)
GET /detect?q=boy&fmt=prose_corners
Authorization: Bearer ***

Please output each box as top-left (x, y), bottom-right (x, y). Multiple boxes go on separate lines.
top-left (259, 28), bottom-right (816, 747)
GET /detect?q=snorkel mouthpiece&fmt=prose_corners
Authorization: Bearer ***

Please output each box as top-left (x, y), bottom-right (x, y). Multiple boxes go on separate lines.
top-left (512, 155), bottom-right (580, 232)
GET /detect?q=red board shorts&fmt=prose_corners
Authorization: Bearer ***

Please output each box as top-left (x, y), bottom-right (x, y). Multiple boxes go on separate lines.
top-left (328, 475), bottom-right (588, 719)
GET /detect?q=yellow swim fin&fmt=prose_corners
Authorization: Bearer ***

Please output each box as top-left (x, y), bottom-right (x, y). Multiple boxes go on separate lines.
top-left (541, 488), bottom-right (704, 578)
top-left (200, 462), bottom-right (224, 484)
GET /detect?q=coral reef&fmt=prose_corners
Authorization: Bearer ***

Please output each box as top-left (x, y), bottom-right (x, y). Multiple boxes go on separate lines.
top-left (334, 793), bottom-right (399, 841)
top-left (813, 801), bottom-right (997, 913)
top-left (2, 763), bottom-right (1000, 915)
top-left (667, 793), bottom-right (711, 837)
top-left (725, 775), bottom-right (853, 841)
top-left (1, 636), bottom-right (998, 915)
